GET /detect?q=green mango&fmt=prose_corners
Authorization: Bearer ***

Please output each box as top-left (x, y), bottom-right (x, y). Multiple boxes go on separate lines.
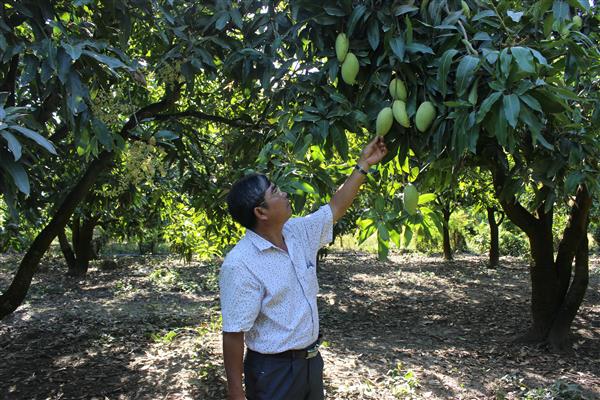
top-left (392, 100), bottom-right (410, 128)
top-left (376, 107), bottom-right (393, 136)
top-left (461, 1), bottom-right (470, 18)
top-left (389, 78), bottom-right (407, 101)
top-left (415, 101), bottom-right (436, 132)
top-left (341, 52), bottom-right (359, 85)
top-left (335, 33), bottom-right (349, 62)
top-left (572, 15), bottom-right (582, 30)
top-left (403, 184), bottom-right (419, 215)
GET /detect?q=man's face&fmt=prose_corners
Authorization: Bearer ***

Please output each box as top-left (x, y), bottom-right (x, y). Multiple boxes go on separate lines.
top-left (256, 182), bottom-right (292, 224)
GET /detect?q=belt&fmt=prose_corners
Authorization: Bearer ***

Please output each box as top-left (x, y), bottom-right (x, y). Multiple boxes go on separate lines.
top-left (248, 339), bottom-right (321, 360)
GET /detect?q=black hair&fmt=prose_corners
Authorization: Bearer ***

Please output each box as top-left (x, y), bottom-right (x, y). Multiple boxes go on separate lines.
top-left (226, 173), bottom-right (270, 230)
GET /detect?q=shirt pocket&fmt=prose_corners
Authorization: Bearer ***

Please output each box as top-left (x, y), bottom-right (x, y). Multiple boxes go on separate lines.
top-left (302, 259), bottom-right (319, 298)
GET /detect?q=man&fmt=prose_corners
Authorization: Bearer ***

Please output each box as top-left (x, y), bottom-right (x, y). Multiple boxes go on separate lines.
top-left (220, 136), bottom-right (388, 399)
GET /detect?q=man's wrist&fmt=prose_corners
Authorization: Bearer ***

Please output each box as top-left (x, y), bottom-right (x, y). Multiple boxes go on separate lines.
top-left (356, 159), bottom-right (370, 170)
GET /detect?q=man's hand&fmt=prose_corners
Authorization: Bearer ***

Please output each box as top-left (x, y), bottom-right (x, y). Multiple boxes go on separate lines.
top-left (357, 136), bottom-right (388, 168)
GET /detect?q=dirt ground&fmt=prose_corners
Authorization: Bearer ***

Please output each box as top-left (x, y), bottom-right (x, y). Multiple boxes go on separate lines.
top-left (0, 251), bottom-right (599, 399)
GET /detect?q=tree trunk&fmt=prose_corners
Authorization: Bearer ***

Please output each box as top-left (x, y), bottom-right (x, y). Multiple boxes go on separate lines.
top-left (67, 216), bottom-right (96, 277)
top-left (526, 212), bottom-right (561, 342)
top-left (487, 207), bottom-right (501, 268)
top-left (516, 186), bottom-right (592, 348)
top-left (442, 208), bottom-right (453, 261)
top-left (0, 87), bottom-right (180, 319)
top-left (547, 227), bottom-right (589, 352)
top-left (0, 151), bottom-right (114, 319)
top-left (58, 228), bottom-right (76, 271)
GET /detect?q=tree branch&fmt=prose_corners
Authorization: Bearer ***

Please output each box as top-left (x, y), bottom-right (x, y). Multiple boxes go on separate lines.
top-left (151, 109), bottom-right (252, 128)
top-left (555, 185), bottom-right (593, 298)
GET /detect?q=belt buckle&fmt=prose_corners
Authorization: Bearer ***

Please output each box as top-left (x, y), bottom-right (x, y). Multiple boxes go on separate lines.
top-left (305, 344), bottom-right (319, 359)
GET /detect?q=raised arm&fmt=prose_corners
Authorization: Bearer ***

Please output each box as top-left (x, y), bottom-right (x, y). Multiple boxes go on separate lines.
top-left (329, 136), bottom-right (388, 223)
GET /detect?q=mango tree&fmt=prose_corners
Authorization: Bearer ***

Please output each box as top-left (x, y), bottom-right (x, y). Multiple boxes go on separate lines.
top-left (261, 0), bottom-right (599, 351)
top-left (0, 0), bottom-right (276, 318)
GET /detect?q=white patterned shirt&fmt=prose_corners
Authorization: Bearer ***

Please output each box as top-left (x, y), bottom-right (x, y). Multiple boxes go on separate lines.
top-left (219, 204), bottom-right (333, 354)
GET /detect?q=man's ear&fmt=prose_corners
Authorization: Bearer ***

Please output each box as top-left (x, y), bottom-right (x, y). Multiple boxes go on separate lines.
top-left (254, 206), bottom-right (268, 222)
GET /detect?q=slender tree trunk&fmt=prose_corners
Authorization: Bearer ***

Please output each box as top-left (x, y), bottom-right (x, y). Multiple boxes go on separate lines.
top-left (487, 207), bottom-right (500, 268)
top-left (0, 87), bottom-right (180, 319)
top-left (442, 208), bottom-right (453, 261)
top-left (58, 228), bottom-right (76, 271)
top-left (548, 226), bottom-right (589, 352)
top-left (68, 216), bottom-right (96, 277)
top-left (527, 215), bottom-right (561, 342)
top-left (0, 151), bottom-right (114, 319)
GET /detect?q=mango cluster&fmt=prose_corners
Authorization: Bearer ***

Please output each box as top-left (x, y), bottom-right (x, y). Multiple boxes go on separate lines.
top-left (336, 33), bottom-right (359, 85)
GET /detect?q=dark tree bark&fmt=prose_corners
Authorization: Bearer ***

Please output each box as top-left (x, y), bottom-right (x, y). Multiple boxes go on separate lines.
top-left (487, 207), bottom-right (503, 268)
top-left (0, 87), bottom-right (180, 320)
top-left (67, 216), bottom-right (98, 277)
top-left (58, 228), bottom-right (76, 271)
top-left (442, 207), bottom-right (453, 261)
top-left (490, 152), bottom-right (593, 350)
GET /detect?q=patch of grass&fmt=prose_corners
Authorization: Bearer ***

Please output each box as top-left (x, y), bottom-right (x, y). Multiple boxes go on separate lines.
top-left (387, 361), bottom-right (420, 399)
top-left (114, 278), bottom-right (136, 295)
top-left (196, 314), bottom-right (222, 337)
top-left (150, 330), bottom-right (179, 344)
top-left (495, 374), bottom-right (590, 400)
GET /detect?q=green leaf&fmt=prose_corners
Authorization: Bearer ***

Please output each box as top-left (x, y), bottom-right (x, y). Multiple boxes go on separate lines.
top-left (403, 226), bottom-right (413, 247)
top-left (473, 32), bottom-right (492, 41)
top-left (367, 19), bottom-right (380, 50)
top-left (567, 0), bottom-right (589, 10)
top-left (418, 193), bottom-right (436, 205)
top-left (476, 91), bottom-right (502, 123)
top-left (437, 49), bottom-right (458, 96)
top-left (502, 94), bottom-right (520, 129)
top-left (324, 6), bottom-right (346, 16)
top-left (564, 172), bottom-right (583, 193)
top-left (530, 49), bottom-right (548, 65)
top-left (390, 36), bottom-right (405, 61)
top-left (1, 131), bottom-right (22, 160)
top-left (499, 48), bottom-right (512, 79)
top-left (10, 125), bottom-right (57, 154)
top-left (406, 42), bottom-right (434, 55)
top-left (394, 5), bottom-right (419, 15)
top-left (82, 50), bottom-right (128, 72)
top-left (347, 4), bottom-right (366, 36)
top-left (230, 8), bottom-right (243, 28)
top-left (0, 158), bottom-right (30, 195)
top-left (62, 42), bottom-right (83, 61)
top-left (290, 180), bottom-right (317, 194)
top-left (472, 10), bottom-right (496, 21)
top-left (495, 105), bottom-right (508, 147)
top-left (331, 126), bottom-right (348, 160)
top-left (552, 0), bottom-right (569, 21)
top-left (520, 94), bottom-right (542, 112)
top-left (455, 55), bottom-right (480, 96)
top-left (215, 12), bottom-right (230, 30)
top-left (378, 223), bottom-right (390, 241)
top-left (511, 47), bottom-right (535, 73)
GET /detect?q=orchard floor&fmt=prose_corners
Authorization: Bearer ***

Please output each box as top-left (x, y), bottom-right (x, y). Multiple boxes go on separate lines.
top-left (1, 251), bottom-right (599, 400)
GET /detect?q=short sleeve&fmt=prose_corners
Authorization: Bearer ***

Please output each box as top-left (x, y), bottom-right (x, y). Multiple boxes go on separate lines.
top-left (297, 204), bottom-right (334, 255)
top-left (219, 259), bottom-right (262, 333)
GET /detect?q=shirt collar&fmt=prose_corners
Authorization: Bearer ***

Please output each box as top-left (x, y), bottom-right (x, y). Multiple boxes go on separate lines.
top-left (245, 229), bottom-right (277, 252)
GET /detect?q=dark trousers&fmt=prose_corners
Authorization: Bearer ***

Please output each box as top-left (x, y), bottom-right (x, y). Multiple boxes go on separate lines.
top-left (243, 349), bottom-right (324, 400)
